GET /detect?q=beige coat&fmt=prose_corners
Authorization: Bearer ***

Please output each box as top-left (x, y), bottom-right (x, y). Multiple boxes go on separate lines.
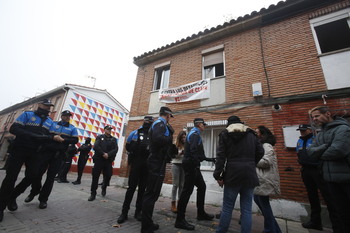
top-left (254, 143), bottom-right (281, 196)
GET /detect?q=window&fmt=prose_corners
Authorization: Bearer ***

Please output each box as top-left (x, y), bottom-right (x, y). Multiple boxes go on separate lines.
top-left (153, 65), bottom-right (170, 91)
top-left (310, 8), bottom-right (350, 55)
top-left (202, 45), bottom-right (225, 79)
top-left (201, 127), bottom-right (224, 168)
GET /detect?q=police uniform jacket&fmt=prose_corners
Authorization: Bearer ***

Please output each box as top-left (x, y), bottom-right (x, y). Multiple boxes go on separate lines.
top-left (9, 111), bottom-right (54, 150)
top-left (43, 121), bottom-right (79, 153)
top-left (148, 117), bottom-right (173, 163)
top-left (296, 133), bottom-right (318, 167)
top-left (126, 126), bottom-right (150, 164)
top-left (183, 127), bottom-right (206, 167)
top-left (93, 134), bottom-right (118, 162)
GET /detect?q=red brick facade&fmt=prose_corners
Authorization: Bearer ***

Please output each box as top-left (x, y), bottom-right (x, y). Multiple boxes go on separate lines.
top-left (121, 0), bottom-right (350, 204)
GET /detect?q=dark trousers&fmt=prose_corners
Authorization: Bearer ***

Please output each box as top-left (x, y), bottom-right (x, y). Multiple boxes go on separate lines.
top-left (90, 159), bottom-right (112, 195)
top-left (31, 151), bottom-right (63, 202)
top-left (254, 195), bottom-right (282, 233)
top-left (177, 163), bottom-right (206, 220)
top-left (0, 147), bottom-right (41, 210)
top-left (327, 182), bottom-right (350, 233)
top-left (141, 160), bottom-right (166, 232)
top-left (76, 155), bottom-right (88, 182)
top-left (57, 157), bottom-right (72, 181)
top-left (122, 161), bottom-right (148, 214)
top-left (301, 167), bottom-right (341, 232)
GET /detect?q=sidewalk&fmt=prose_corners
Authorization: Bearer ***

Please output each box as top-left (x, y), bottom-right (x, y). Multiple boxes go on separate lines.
top-left (0, 168), bottom-right (332, 233)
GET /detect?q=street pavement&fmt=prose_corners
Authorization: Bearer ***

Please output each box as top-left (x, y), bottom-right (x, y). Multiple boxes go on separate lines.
top-left (0, 167), bottom-right (332, 233)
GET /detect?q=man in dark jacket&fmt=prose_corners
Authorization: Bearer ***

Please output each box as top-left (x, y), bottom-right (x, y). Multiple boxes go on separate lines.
top-left (117, 116), bottom-right (154, 224)
top-left (308, 106), bottom-right (350, 233)
top-left (22, 110), bottom-right (78, 209)
top-left (88, 125), bottom-right (118, 201)
top-left (175, 118), bottom-right (214, 231)
top-left (213, 115), bottom-right (264, 233)
top-left (296, 124), bottom-right (339, 231)
top-left (0, 99), bottom-right (55, 222)
top-left (72, 137), bottom-right (92, 185)
top-left (141, 107), bottom-right (174, 233)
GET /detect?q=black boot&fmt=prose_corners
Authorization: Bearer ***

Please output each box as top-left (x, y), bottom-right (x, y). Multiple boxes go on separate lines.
top-left (72, 180), bottom-right (81, 185)
top-left (197, 212), bottom-right (214, 221)
top-left (88, 194), bottom-right (96, 201)
top-left (39, 201), bottom-right (47, 209)
top-left (302, 221), bottom-right (323, 230)
top-left (25, 194), bottom-right (35, 203)
top-left (7, 199), bottom-right (18, 211)
top-left (175, 218), bottom-right (195, 230)
top-left (134, 210), bottom-right (142, 221)
top-left (101, 186), bottom-right (106, 196)
top-left (117, 213), bottom-right (128, 224)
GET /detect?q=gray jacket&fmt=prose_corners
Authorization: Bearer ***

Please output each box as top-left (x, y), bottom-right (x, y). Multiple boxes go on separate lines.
top-left (254, 143), bottom-right (281, 196)
top-left (308, 117), bottom-right (350, 183)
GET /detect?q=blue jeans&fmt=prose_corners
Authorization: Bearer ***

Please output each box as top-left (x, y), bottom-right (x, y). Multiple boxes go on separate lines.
top-left (254, 195), bottom-right (282, 233)
top-left (216, 186), bottom-right (254, 233)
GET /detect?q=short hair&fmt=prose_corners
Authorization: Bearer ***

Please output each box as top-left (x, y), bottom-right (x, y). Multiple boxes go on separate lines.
top-left (309, 106), bottom-right (330, 115)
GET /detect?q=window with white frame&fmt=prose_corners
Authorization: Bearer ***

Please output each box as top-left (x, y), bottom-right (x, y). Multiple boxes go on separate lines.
top-left (310, 8), bottom-right (350, 55)
top-left (202, 45), bottom-right (225, 79)
top-left (201, 126), bottom-right (224, 169)
top-left (153, 64), bottom-right (170, 91)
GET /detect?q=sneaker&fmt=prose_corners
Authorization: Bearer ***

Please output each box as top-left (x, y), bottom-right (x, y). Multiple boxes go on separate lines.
top-left (302, 221), bottom-right (323, 230)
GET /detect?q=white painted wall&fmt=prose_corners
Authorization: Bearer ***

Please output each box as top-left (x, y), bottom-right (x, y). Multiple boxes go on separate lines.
top-left (62, 87), bottom-right (128, 168)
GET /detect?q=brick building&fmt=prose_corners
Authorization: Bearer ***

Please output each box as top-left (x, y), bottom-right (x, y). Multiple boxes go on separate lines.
top-left (120, 0), bottom-right (350, 221)
top-left (0, 84), bottom-right (129, 175)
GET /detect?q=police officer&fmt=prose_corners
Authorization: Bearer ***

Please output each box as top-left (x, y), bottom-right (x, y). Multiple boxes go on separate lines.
top-left (72, 137), bottom-right (92, 185)
top-left (141, 107), bottom-right (174, 233)
top-left (24, 110), bottom-right (78, 209)
top-left (175, 118), bottom-right (214, 231)
top-left (0, 99), bottom-right (55, 222)
top-left (296, 124), bottom-right (340, 231)
top-left (88, 125), bottom-right (118, 201)
top-left (117, 116), bottom-right (154, 224)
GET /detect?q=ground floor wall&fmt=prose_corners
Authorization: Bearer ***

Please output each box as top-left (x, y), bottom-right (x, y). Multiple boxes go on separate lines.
top-left (119, 95), bottom-right (349, 210)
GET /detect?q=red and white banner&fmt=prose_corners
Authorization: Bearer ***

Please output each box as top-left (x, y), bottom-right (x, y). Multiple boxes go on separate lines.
top-left (159, 79), bottom-right (210, 103)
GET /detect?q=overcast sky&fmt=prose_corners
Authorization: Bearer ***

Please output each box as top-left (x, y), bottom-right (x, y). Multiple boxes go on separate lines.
top-left (0, 0), bottom-right (282, 111)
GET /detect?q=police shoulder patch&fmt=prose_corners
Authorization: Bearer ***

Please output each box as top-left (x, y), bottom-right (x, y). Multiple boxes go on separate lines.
top-left (31, 117), bottom-right (36, 122)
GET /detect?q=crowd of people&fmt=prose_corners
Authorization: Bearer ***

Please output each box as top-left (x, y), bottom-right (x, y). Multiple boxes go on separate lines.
top-left (0, 100), bottom-right (349, 233)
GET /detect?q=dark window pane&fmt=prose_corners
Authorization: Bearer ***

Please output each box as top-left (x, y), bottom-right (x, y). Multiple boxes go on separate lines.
top-left (315, 18), bottom-right (350, 53)
top-left (215, 63), bottom-right (224, 77)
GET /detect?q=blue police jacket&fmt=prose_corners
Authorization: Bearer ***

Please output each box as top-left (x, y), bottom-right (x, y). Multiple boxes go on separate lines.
top-left (10, 111), bottom-right (54, 150)
top-left (45, 120), bottom-right (79, 152)
top-left (183, 127), bottom-right (206, 166)
top-left (296, 133), bottom-right (319, 166)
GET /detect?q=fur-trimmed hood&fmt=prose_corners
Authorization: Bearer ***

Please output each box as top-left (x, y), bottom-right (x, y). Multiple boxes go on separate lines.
top-left (226, 123), bottom-right (253, 142)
